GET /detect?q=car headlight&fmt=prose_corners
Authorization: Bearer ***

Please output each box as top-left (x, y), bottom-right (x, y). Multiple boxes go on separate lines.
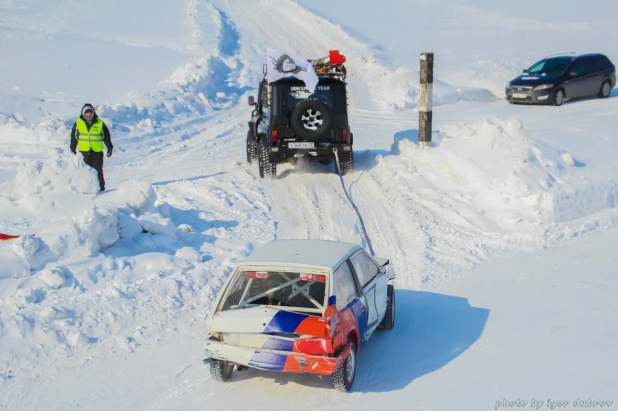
top-left (533, 84), bottom-right (554, 91)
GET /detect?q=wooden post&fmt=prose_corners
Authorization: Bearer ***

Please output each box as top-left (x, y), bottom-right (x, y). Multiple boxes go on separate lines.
top-left (419, 52), bottom-right (434, 147)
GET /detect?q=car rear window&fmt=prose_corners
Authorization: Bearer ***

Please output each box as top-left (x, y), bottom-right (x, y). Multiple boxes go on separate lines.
top-left (220, 270), bottom-right (327, 313)
top-left (592, 56), bottom-right (614, 71)
top-left (600, 56), bottom-right (614, 69)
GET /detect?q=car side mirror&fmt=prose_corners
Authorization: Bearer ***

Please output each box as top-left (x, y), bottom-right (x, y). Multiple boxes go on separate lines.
top-left (248, 96), bottom-right (255, 106)
top-left (522, 69), bottom-right (528, 74)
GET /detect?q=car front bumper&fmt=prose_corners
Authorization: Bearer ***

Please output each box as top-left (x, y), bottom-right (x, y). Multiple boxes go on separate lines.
top-left (505, 86), bottom-right (555, 104)
top-left (203, 339), bottom-right (352, 376)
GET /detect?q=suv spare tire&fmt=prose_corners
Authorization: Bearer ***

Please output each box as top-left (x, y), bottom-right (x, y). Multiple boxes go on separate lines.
top-left (290, 99), bottom-right (332, 141)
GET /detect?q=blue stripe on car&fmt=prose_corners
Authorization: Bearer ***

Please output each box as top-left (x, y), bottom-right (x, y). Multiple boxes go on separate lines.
top-left (349, 298), bottom-right (367, 348)
top-left (248, 351), bottom-right (288, 370)
top-left (262, 338), bottom-right (295, 351)
top-left (264, 310), bottom-right (307, 334)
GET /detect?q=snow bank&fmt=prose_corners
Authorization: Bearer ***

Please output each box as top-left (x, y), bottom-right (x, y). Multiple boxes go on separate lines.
top-left (355, 57), bottom-right (499, 110)
top-left (116, 180), bottom-right (157, 213)
top-left (378, 116), bottom-right (617, 231)
top-left (0, 152), bottom-right (99, 207)
top-left (58, 206), bottom-right (121, 259)
top-left (5, 180), bottom-right (182, 272)
top-left (0, 178), bottom-right (229, 374)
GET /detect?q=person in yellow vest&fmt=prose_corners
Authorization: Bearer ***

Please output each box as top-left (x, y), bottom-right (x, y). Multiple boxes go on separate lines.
top-left (70, 103), bottom-right (113, 192)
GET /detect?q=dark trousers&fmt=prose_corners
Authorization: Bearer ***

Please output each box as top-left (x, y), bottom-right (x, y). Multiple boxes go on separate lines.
top-left (81, 150), bottom-right (105, 190)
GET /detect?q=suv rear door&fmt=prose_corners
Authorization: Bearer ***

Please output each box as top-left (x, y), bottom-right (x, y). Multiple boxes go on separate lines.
top-left (349, 250), bottom-right (388, 343)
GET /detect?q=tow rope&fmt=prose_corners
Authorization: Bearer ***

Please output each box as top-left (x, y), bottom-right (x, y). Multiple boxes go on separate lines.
top-left (332, 148), bottom-right (375, 256)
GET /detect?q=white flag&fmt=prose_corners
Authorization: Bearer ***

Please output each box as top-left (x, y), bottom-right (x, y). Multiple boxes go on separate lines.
top-left (267, 47), bottom-right (319, 93)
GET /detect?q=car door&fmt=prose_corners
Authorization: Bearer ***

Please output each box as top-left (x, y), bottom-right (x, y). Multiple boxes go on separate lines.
top-left (349, 250), bottom-right (388, 343)
top-left (333, 261), bottom-right (364, 347)
top-left (563, 60), bottom-right (587, 98)
top-left (582, 57), bottom-right (603, 97)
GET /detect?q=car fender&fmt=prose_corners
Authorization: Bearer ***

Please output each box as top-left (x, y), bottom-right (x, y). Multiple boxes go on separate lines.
top-left (375, 256), bottom-right (397, 285)
top-left (384, 264), bottom-right (396, 285)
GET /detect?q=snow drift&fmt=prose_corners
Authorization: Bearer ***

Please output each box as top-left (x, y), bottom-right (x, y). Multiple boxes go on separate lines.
top-left (374, 116), bottom-right (618, 232)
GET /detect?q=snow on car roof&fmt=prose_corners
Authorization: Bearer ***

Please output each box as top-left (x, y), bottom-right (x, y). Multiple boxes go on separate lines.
top-left (240, 239), bottom-right (362, 270)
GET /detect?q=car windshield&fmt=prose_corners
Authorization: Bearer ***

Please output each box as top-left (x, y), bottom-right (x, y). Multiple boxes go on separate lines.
top-left (220, 270), bottom-right (327, 314)
top-left (527, 58), bottom-right (570, 76)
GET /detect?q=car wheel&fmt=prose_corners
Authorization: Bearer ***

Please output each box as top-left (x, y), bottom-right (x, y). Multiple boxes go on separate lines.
top-left (335, 151), bottom-right (354, 176)
top-left (210, 360), bottom-right (234, 382)
top-left (333, 341), bottom-right (356, 392)
top-left (598, 80), bottom-right (611, 98)
top-left (290, 99), bottom-right (332, 140)
top-left (552, 89), bottom-right (565, 106)
top-left (257, 142), bottom-right (276, 179)
top-left (378, 284), bottom-right (395, 331)
top-left (246, 130), bottom-right (257, 164)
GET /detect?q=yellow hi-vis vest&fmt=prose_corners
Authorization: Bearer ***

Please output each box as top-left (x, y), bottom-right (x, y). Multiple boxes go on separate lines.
top-left (76, 118), bottom-right (104, 152)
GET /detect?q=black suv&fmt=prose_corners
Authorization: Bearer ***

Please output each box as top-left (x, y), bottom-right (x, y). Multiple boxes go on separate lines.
top-left (506, 53), bottom-right (615, 106)
top-left (246, 58), bottom-right (353, 178)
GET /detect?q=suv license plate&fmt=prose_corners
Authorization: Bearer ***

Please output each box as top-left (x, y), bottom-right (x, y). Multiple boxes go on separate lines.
top-left (288, 142), bottom-right (315, 149)
top-left (512, 93), bottom-right (527, 99)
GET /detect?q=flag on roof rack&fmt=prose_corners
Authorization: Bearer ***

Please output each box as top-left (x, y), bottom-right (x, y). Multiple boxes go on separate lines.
top-left (267, 47), bottom-right (319, 93)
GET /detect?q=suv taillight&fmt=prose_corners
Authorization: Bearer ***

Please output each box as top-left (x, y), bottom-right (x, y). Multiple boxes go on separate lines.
top-left (342, 129), bottom-right (349, 142)
top-left (271, 130), bottom-right (279, 144)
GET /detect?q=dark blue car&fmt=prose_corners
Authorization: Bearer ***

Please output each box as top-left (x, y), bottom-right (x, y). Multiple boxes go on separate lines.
top-left (506, 53), bottom-right (616, 106)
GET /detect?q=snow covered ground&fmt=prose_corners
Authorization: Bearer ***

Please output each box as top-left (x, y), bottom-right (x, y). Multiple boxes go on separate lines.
top-left (1, 0), bottom-right (617, 410)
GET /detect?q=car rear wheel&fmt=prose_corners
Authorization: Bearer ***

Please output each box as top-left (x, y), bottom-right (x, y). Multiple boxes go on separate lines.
top-left (210, 360), bottom-right (234, 382)
top-left (599, 80), bottom-right (611, 98)
top-left (335, 151), bottom-right (354, 176)
top-left (552, 89), bottom-right (565, 106)
top-left (333, 341), bottom-right (356, 392)
top-left (257, 142), bottom-right (276, 179)
top-left (246, 130), bottom-right (257, 164)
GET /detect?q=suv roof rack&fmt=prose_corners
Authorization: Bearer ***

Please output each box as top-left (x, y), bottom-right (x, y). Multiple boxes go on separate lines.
top-left (543, 51), bottom-right (577, 59)
top-left (308, 50), bottom-right (348, 81)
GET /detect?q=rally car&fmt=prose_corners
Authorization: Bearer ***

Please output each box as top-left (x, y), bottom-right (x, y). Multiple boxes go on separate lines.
top-left (203, 239), bottom-right (396, 392)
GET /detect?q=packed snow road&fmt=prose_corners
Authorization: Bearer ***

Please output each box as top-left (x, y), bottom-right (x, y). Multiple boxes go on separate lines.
top-left (2, 0), bottom-right (618, 410)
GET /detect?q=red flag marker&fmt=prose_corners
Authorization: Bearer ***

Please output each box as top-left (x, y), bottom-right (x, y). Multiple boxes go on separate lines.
top-left (0, 233), bottom-right (34, 241)
top-left (0, 233), bottom-right (20, 241)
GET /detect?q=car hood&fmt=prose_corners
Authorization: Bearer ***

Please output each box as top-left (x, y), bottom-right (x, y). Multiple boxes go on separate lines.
top-left (510, 74), bottom-right (562, 86)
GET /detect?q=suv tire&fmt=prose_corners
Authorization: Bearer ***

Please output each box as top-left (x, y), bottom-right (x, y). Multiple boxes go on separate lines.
top-left (246, 130), bottom-right (258, 164)
top-left (333, 341), bottom-right (356, 392)
top-left (378, 285), bottom-right (395, 331)
top-left (598, 80), bottom-right (611, 98)
top-left (210, 360), bottom-right (234, 382)
top-left (257, 142), bottom-right (276, 178)
top-left (552, 88), bottom-right (565, 106)
top-left (336, 151), bottom-right (354, 176)
top-left (290, 99), bottom-right (332, 140)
